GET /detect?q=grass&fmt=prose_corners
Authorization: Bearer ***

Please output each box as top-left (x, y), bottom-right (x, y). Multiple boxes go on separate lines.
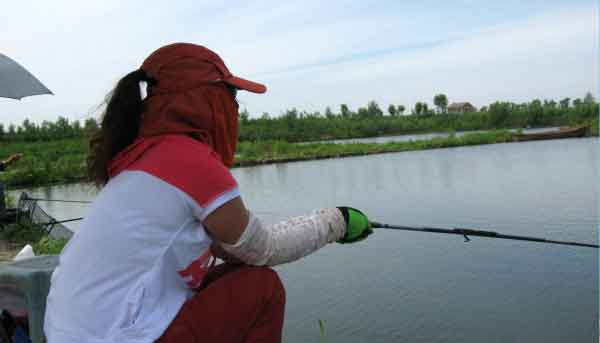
top-left (0, 138), bottom-right (87, 188)
top-left (0, 222), bottom-right (68, 257)
top-left (0, 124), bottom-right (595, 189)
top-left (318, 320), bottom-right (327, 342)
top-left (32, 236), bottom-right (69, 255)
top-left (235, 129), bottom-right (516, 166)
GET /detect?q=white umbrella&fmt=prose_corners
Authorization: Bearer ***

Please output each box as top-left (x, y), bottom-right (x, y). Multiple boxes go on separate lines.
top-left (0, 53), bottom-right (52, 100)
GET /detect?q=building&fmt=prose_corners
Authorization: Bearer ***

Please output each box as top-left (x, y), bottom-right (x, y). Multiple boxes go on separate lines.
top-left (447, 102), bottom-right (476, 113)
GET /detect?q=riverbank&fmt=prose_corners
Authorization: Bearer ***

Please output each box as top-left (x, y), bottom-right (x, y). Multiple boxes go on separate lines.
top-left (235, 129), bottom-right (516, 167)
top-left (0, 124), bottom-right (596, 189)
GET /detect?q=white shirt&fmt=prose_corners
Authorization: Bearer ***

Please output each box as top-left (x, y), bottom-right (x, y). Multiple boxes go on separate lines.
top-left (44, 135), bottom-right (239, 343)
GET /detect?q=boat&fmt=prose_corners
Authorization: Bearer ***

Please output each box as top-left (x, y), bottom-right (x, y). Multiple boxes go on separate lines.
top-left (513, 126), bottom-right (588, 142)
top-left (15, 192), bottom-right (74, 240)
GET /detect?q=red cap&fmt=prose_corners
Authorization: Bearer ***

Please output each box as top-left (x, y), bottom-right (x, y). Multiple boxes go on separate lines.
top-left (141, 43), bottom-right (266, 94)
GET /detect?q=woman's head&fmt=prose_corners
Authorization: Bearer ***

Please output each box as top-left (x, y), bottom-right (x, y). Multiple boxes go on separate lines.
top-left (88, 43), bottom-right (266, 186)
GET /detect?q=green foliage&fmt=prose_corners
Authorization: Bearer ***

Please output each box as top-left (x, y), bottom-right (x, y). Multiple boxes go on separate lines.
top-left (488, 102), bottom-right (511, 127)
top-left (0, 96), bottom-right (596, 188)
top-left (527, 99), bottom-right (543, 127)
top-left (0, 222), bottom-right (68, 256)
top-left (584, 92), bottom-right (595, 105)
top-left (414, 102), bottom-right (423, 115)
top-left (340, 104), bottom-right (350, 118)
top-left (33, 236), bottom-right (68, 255)
top-left (318, 319), bottom-right (327, 342)
top-left (239, 97), bottom-right (596, 143)
top-left (235, 130), bottom-right (516, 166)
top-left (590, 118), bottom-right (599, 136)
top-left (3, 116), bottom-right (96, 142)
top-left (0, 222), bottom-right (46, 243)
top-left (415, 101), bottom-right (423, 114)
top-left (3, 96), bottom-right (597, 145)
top-left (387, 104), bottom-right (397, 116)
top-left (434, 94), bottom-right (448, 113)
top-left (367, 100), bottom-right (383, 117)
top-left (0, 138), bottom-right (87, 187)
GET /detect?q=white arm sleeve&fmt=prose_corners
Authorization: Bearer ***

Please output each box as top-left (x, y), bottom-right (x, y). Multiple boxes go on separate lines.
top-left (221, 208), bottom-right (346, 266)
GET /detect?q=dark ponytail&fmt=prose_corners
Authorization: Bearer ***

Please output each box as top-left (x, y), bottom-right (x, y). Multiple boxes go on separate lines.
top-left (87, 69), bottom-right (149, 186)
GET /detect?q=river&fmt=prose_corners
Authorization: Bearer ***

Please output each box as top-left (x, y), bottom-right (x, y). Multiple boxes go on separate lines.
top-left (11, 137), bottom-right (600, 342)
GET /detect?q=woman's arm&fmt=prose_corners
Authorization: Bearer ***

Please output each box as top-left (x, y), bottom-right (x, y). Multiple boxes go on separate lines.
top-left (202, 197), bottom-right (349, 266)
top-left (203, 197), bottom-right (249, 244)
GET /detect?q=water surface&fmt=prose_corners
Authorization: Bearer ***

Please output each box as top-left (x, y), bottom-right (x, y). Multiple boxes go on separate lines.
top-left (16, 137), bottom-right (599, 342)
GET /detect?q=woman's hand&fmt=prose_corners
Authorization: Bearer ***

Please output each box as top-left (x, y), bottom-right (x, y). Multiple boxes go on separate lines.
top-left (336, 207), bottom-right (373, 243)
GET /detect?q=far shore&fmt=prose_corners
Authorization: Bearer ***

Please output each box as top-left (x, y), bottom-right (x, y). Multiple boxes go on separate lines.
top-left (1, 126), bottom-right (594, 190)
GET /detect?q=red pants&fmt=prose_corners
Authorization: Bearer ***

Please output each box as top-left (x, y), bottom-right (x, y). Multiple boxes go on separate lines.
top-left (156, 264), bottom-right (286, 343)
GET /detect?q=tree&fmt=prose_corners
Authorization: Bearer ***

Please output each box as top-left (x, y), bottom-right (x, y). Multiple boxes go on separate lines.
top-left (72, 120), bottom-right (81, 133)
top-left (573, 98), bottom-right (583, 107)
top-left (239, 108), bottom-right (250, 123)
top-left (357, 107), bottom-right (369, 117)
top-left (584, 92), bottom-right (595, 104)
top-left (544, 100), bottom-right (557, 108)
top-left (84, 118), bottom-right (99, 134)
top-left (397, 105), bottom-right (406, 115)
top-left (559, 98), bottom-right (570, 109)
top-left (387, 104), bottom-right (397, 116)
top-left (340, 104), bottom-right (350, 118)
top-left (422, 103), bottom-right (429, 114)
top-left (284, 108), bottom-right (299, 120)
top-left (414, 102), bottom-right (423, 115)
top-left (488, 101), bottom-right (511, 127)
top-left (367, 100), bottom-right (383, 117)
top-left (324, 106), bottom-right (334, 119)
top-left (55, 116), bottom-right (71, 138)
top-left (433, 94), bottom-right (448, 113)
top-left (527, 99), bottom-right (543, 126)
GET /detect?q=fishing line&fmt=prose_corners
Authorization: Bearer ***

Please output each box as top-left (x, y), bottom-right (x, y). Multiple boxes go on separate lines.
top-left (370, 222), bottom-right (598, 249)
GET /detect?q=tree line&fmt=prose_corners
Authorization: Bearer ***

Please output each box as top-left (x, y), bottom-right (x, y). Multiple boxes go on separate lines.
top-left (0, 93), bottom-right (596, 143)
top-left (239, 93), bottom-right (597, 142)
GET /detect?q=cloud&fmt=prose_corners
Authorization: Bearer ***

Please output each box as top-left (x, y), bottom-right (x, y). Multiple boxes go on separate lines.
top-left (0, 1), bottom-right (596, 123)
top-left (243, 5), bottom-right (597, 114)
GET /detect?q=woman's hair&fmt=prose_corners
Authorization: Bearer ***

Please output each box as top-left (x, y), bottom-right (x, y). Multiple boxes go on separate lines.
top-left (87, 69), bottom-right (149, 186)
top-left (87, 69), bottom-right (239, 187)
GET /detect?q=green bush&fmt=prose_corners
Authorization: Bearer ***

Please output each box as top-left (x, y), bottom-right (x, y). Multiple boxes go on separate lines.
top-left (33, 236), bottom-right (68, 255)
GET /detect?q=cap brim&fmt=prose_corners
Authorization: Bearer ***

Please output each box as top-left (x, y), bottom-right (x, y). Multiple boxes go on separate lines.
top-left (224, 75), bottom-right (267, 94)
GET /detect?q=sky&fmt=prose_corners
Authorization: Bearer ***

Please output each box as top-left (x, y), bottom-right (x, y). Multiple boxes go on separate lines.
top-left (0, 0), bottom-right (597, 125)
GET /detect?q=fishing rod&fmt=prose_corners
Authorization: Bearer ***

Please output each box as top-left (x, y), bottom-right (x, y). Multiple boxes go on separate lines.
top-left (370, 222), bottom-right (599, 249)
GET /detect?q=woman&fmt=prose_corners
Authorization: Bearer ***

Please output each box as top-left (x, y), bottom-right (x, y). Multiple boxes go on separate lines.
top-left (44, 43), bottom-right (373, 343)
